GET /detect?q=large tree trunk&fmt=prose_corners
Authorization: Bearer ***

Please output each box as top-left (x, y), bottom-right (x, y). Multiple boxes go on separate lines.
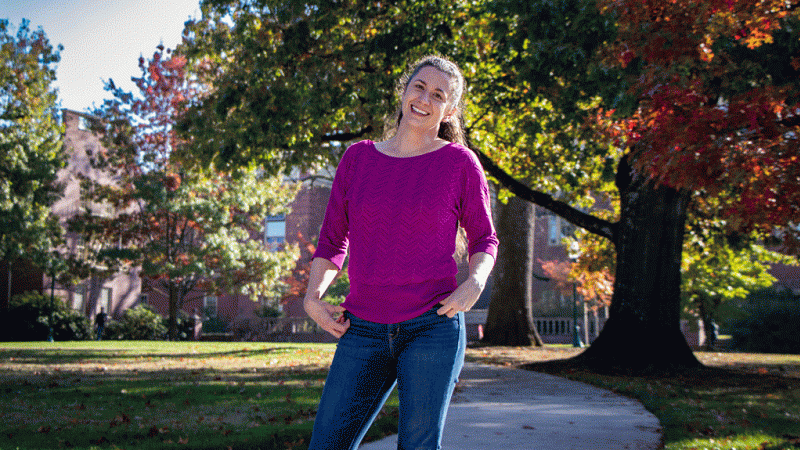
top-left (483, 195), bottom-right (543, 346)
top-left (574, 162), bottom-right (701, 372)
top-left (473, 149), bottom-right (700, 372)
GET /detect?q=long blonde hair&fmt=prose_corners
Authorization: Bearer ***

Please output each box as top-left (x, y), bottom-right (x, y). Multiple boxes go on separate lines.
top-left (384, 55), bottom-right (468, 147)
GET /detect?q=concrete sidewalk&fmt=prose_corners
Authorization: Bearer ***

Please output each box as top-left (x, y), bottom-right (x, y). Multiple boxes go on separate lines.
top-left (359, 362), bottom-right (662, 450)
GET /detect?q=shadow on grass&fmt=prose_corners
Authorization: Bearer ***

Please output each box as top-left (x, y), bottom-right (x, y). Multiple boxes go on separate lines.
top-left (521, 358), bottom-right (800, 450)
top-left (0, 344), bottom-right (397, 450)
top-left (0, 345), bottom-right (301, 366)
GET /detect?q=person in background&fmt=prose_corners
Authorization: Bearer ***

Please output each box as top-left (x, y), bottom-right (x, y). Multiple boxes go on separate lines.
top-left (95, 307), bottom-right (108, 340)
top-left (304, 55), bottom-right (498, 450)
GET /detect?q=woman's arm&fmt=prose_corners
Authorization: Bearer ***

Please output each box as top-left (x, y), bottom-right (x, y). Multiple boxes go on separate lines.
top-left (303, 257), bottom-right (350, 338)
top-left (437, 251), bottom-right (495, 318)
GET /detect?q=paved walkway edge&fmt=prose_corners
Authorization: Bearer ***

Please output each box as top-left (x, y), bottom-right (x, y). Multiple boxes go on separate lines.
top-left (359, 362), bottom-right (662, 450)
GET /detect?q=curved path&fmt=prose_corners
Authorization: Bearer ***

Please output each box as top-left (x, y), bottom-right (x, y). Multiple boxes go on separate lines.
top-left (360, 362), bottom-right (662, 450)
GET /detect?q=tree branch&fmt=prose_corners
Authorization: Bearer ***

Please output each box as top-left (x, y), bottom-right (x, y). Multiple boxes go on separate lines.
top-left (471, 148), bottom-right (618, 243)
top-left (320, 125), bottom-right (374, 143)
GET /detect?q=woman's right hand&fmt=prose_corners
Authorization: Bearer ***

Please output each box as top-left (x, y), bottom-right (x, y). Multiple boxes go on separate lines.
top-left (304, 298), bottom-right (350, 339)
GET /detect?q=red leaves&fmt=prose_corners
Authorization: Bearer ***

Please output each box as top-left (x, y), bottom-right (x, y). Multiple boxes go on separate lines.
top-left (164, 172), bottom-right (182, 191)
top-left (591, 0), bottom-right (800, 234)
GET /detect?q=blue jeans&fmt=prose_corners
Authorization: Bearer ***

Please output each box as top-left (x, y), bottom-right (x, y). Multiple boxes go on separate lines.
top-left (309, 306), bottom-right (466, 450)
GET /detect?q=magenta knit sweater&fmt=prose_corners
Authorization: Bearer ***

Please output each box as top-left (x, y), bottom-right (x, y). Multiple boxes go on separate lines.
top-left (313, 140), bottom-right (499, 324)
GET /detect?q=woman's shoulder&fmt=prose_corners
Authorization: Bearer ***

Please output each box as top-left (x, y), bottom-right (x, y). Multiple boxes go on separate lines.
top-left (346, 140), bottom-right (375, 153)
top-left (338, 140), bottom-right (374, 163)
top-left (439, 141), bottom-right (480, 166)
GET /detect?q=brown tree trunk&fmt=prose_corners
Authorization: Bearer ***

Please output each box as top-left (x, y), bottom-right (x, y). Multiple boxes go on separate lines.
top-left (574, 162), bottom-right (700, 372)
top-left (483, 195), bottom-right (543, 346)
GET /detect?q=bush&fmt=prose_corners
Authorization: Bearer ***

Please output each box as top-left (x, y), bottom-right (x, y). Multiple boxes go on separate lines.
top-left (4, 291), bottom-right (92, 341)
top-left (104, 304), bottom-right (167, 340)
top-left (168, 310), bottom-right (197, 341)
top-left (729, 288), bottom-right (800, 354)
top-left (323, 268), bottom-right (350, 306)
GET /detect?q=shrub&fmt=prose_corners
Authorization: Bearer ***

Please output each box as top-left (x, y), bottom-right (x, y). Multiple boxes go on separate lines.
top-left (729, 288), bottom-right (800, 354)
top-left (323, 268), bottom-right (350, 306)
top-left (4, 291), bottom-right (92, 341)
top-left (104, 304), bottom-right (167, 340)
top-left (199, 306), bottom-right (227, 334)
top-left (169, 310), bottom-right (197, 341)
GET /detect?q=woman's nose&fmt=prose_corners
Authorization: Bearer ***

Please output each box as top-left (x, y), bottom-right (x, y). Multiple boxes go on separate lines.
top-left (420, 91), bottom-right (432, 104)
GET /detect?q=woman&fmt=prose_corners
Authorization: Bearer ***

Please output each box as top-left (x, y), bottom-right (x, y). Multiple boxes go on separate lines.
top-left (304, 55), bottom-right (498, 450)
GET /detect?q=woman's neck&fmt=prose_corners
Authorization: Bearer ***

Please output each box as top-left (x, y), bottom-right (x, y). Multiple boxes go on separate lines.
top-left (382, 125), bottom-right (447, 157)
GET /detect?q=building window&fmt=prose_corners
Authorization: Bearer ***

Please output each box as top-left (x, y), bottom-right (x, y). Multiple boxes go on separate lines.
top-left (139, 294), bottom-right (149, 305)
top-left (203, 295), bottom-right (218, 317)
top-left (264, 214), bottom-right (286, 250)
top-left (99, 287), bottom-right (112, 313)
top-left (78, 116), bottom-right (89, 130)
top-left (73, 285), bottom-right (86, 313)
top-left (548, 215), bottom-right (574, 246)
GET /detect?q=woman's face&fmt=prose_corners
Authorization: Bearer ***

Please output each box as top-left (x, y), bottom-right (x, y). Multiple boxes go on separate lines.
top-left (400, 65), bottom-right (456, 131)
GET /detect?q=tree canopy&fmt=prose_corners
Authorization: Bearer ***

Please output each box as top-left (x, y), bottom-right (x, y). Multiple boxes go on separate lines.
top-left (72, 46), bottom-right (299, 339)
top-left (173, 0), bottom-right (800, 371)
top-left (0, 20), bottom-right (65, 273)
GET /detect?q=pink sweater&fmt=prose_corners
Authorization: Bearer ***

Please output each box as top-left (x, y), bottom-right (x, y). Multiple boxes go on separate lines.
top-left (313, 140), bottom-right (499, 324)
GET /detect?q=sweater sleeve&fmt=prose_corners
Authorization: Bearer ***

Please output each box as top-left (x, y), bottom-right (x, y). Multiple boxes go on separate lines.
top-left (459, 149), bottom-right (499, 259)
top-left (312, 145), bottom-right (354, 269)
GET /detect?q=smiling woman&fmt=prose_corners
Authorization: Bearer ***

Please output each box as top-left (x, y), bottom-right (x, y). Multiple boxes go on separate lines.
top-left (302, 55), bottom-right (498, 450)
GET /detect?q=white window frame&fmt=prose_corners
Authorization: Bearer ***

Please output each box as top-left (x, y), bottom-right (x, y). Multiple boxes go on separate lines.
top-left (73, 285), bottom-right (87, 313)
top-left (264, 214), bottom-right (286, 249)
top-left (99, 287), bottom-right (112, 314)
top-left (203, 295), bottom-right (218, 317)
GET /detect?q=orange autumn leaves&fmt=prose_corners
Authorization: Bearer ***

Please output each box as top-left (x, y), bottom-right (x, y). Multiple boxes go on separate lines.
top-left (592, 0), bottom-right (800, 238)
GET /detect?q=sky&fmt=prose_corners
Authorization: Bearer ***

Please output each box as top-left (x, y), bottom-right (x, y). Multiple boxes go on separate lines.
top-left (2, 0), bottom-right (201, 113)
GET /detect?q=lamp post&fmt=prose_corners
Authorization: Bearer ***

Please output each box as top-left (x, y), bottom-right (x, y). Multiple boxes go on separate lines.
top-left (572, 282), bottom-right (584, 348)
top-left (47, 275), bottom-right (55, 342)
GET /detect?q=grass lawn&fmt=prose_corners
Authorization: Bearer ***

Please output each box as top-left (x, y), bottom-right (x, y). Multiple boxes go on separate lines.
top-left (1, 342), bottom-right (798, 450)
top-left (467, 345), bottom-right (800, 450)
top-left (0, 341), bottom-right (398, 450)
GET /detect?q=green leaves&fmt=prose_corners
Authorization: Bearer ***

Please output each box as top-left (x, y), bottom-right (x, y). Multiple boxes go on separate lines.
top-left (176, 0), bottom-right (484, 173)
top-left (0, 20), bottom-right (66, 269)
top-left (73, 45), bottom-right (301, 339)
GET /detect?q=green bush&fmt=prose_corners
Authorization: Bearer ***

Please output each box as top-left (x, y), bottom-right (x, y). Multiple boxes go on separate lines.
top-left (729, 288), bottom-right (800, 354)
top-left (200, 306), bottom-right (227, 333)
top-left (4, 291), bottom-right (92, 341)
top-left (323, 267), bottom-right (350, 306)
top-left (104, 304), bottom-right (167, 340)
top-left (169, 309), bottom-right (198, 341)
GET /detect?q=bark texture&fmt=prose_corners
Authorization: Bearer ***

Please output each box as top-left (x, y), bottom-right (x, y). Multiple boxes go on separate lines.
top-left (483, 195), bottom-right (543, 346)
top-left (574, 160), bottom-right (701, 372)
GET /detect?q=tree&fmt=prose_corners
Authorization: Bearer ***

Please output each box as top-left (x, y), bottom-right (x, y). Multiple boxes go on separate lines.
top-left (176, 0), bottom-right (800, 372)
top-left (0, 20), bottom-right (66, 309)
top-left (176, 0), bottom-right (477, 174)
top-left (470, 0), bottom-right (800, 372)
top-left (72, 46), bottom-right (299, 339)
top-left (483, 195), bottom-right (543, 346)
top-left (681, 206), bottom-right (796, 349)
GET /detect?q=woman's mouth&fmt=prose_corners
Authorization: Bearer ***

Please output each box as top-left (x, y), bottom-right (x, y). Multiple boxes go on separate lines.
top-left (410, 105), bottom-right (429, 116)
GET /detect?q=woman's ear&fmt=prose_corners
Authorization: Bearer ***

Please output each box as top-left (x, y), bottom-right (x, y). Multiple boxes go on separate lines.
top-left (442, 106), bottom-right (457, 123)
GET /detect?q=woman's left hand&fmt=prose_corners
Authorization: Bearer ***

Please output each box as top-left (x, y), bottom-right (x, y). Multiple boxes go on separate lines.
top-left (436, 276), bottom-right (483, 318)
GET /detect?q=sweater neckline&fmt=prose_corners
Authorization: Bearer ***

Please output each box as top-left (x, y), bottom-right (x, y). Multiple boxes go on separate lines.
top-left (367, 140), bottom-right (454, 160)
